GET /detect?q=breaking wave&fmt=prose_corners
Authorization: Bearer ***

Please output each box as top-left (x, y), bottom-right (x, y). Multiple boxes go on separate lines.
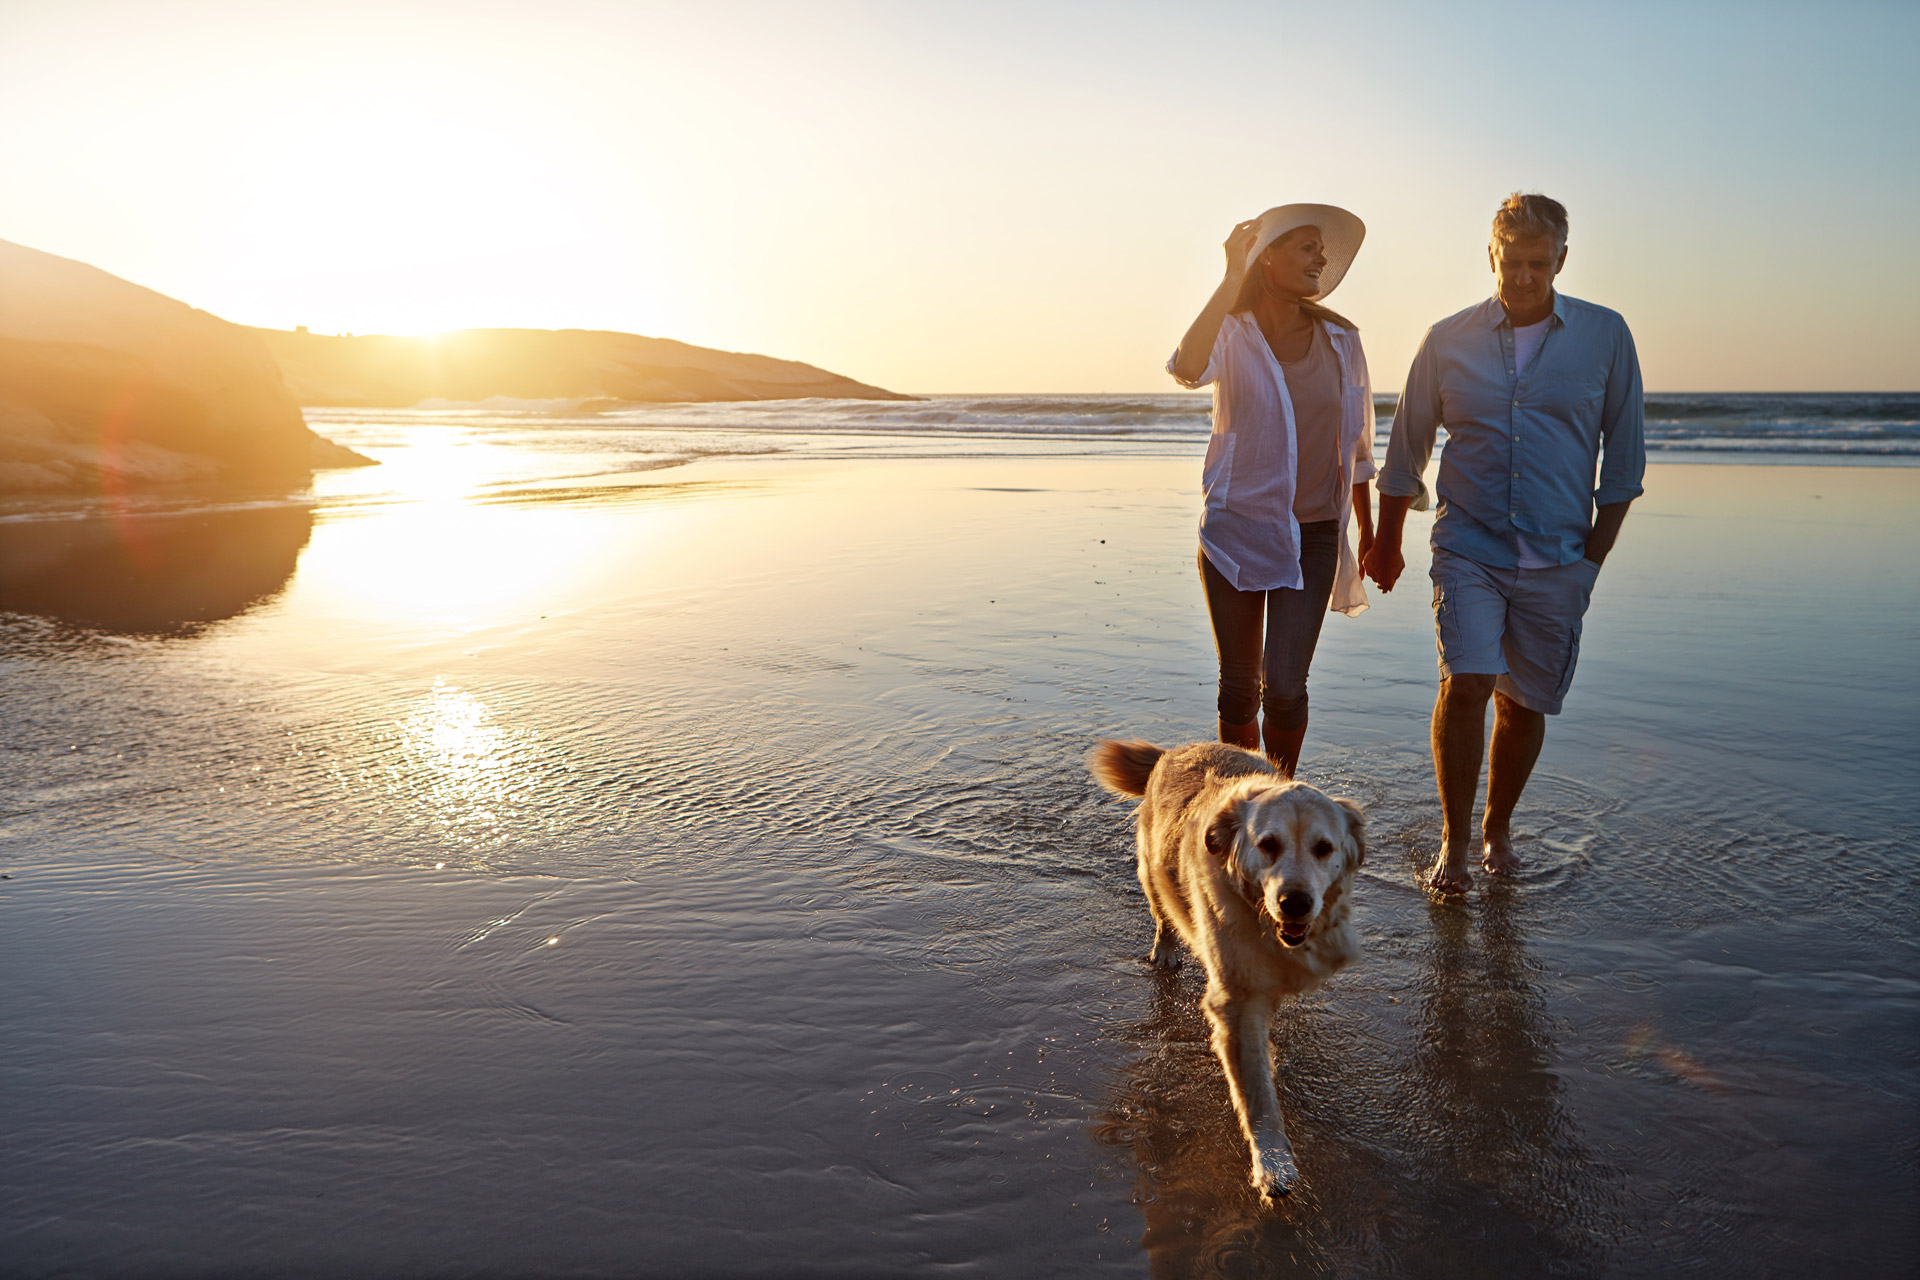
top-left (307, 391), bottom-right (1920, 462)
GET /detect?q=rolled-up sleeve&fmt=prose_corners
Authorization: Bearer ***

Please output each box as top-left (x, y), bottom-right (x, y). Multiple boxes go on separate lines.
top-left (1167, 325), bottom-right (1224, 390)
top-left (1377, 327), bottom-right (1438, 510)
top-left (1593, 319), bottom-right (1646, 506)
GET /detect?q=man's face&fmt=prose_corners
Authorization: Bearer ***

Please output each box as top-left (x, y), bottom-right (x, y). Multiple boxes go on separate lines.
top-left (1489, 233), bottom-right (1567, 318)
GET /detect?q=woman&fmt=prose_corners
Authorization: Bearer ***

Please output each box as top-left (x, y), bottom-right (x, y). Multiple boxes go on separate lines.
top-left (1167, 204), bottom-right (1377, 777)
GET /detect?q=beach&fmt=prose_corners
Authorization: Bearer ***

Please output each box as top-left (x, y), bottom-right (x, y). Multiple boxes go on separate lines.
top-left (1, 408), bottom-right (1915, 1277)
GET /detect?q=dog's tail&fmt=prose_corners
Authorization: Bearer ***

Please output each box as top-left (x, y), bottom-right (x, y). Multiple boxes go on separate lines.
top-left (1089, 739), bottom-right (1164, 798)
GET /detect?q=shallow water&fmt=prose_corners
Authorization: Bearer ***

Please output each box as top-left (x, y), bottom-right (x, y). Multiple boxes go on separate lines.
top-left (0, 434), bottom-right (1915, 1276)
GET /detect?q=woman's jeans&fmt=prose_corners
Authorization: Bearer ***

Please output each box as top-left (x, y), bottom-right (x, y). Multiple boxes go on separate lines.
top-left (1198, 520), bottom-right (1339, 731)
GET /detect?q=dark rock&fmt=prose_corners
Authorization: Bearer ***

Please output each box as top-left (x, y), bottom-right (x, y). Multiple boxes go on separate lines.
top-left (0, 239), bottom-right (373, 493)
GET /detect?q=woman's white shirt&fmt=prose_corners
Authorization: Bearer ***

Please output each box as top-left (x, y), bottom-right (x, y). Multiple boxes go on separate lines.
top-left (1167, 312), bottom-right (1377, 615)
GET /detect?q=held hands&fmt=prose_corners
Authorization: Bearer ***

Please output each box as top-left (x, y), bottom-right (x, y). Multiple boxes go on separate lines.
top-left (1364, 494), bottom-right (1414, 594)
top-left (1363, 542), bottom-right (1405, 593)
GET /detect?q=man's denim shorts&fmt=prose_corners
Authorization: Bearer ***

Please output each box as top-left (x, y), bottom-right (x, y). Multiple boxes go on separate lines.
top-left (1429, 546), bottom-right (1602, 715)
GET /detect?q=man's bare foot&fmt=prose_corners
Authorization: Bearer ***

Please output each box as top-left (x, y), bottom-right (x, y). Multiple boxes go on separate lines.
top-left (1424, 847), bottom-right (1472, 895)
top-left (1482, 829), bottom-right (1522, 877)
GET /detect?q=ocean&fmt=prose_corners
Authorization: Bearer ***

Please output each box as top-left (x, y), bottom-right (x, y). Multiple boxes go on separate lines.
top-left (383, 391), bottom-right (1920, 460)
top-left (281, 392), bottom-right (1920, 512)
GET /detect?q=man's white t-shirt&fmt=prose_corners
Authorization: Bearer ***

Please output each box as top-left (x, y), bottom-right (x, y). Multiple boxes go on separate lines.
top-left (1511, 317), bottom-right (1556, 569)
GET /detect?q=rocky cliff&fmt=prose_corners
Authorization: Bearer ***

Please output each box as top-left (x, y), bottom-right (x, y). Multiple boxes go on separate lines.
top-left (250, 326), bottom-right (913, 406)
top-left (0, 239), bottom-right (369, 493)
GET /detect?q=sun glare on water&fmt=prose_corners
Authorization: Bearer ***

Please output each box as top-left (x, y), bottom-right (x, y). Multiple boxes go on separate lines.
top-left (354, 425), bottom-right (495, 504)
top-left (290, 465), bottom-right (615, 642)
top-left (395, 678), bottom-right (522, 838)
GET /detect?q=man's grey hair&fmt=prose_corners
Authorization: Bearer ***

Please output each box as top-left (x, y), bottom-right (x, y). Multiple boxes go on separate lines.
top-left (1490, 192), bottom-right (1568, 255)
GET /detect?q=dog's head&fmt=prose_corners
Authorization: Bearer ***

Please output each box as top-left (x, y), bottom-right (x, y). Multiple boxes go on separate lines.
top-left (1204, 780), bottom-right (1365, 947)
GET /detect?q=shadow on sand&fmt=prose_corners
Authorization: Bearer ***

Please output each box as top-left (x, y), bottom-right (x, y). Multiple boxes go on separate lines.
top-left (1096, 886), bottom-right (1619, 1278)
top-left (0, 503), bottom-right (313, 637)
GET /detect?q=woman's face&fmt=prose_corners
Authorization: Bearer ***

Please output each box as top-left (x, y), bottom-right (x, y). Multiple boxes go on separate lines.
top-left (1258, 226), bottom-right (1328, 300)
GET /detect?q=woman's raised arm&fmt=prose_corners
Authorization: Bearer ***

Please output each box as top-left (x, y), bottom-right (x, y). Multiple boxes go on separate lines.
top-left (1169, 219), bottom-right (1261, 386)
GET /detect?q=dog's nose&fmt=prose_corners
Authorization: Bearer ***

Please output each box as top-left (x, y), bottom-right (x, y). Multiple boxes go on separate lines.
top-left (1278, 891), bottom-right (1314, 919)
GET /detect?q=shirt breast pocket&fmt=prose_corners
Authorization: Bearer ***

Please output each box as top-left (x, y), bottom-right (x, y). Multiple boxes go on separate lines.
top-left (1563, 371), bottom-right (1608, 415)
top-left (1202, 433), bottom-right (1236, 508)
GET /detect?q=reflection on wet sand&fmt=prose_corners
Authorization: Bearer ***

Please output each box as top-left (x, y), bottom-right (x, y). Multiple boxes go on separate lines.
top-left (1400, 888), bottom-right (1616, 1276)
top-left (0, 504), bottom-right (312, 635)
top-left (1099, 887), bottom-right (1616, 1278)
top-left (1095, 975), bottom-right (1341, 1278)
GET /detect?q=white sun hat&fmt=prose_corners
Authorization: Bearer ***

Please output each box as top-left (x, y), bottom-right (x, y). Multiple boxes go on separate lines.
top-left (1244, 203), bottom-right (1366, 301)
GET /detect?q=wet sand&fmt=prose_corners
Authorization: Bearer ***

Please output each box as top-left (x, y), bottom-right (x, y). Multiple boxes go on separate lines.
top-left (0, 453), bottom-right (1915, 1276)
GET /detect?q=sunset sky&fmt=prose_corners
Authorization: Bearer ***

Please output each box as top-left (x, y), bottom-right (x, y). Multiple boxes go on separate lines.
top-left (2, 0), bottom-right (1913, 394)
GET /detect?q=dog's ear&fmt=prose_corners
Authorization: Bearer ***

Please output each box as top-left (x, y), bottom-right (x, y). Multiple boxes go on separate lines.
top-left (1204, 802), bottom-right (1241, 860)
top-left (1334, 796), bottom-right (1366, 867)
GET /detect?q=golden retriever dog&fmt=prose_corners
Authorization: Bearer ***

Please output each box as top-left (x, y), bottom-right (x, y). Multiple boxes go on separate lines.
top-left (1089, 739), bottom-right (1365, 1199)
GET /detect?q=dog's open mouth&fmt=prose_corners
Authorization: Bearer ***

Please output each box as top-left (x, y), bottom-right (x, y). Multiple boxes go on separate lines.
top-left (1275, 919), bottom-right (1310, 947)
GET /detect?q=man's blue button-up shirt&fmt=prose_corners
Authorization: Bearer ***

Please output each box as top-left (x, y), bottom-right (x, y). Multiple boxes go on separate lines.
top-left (1378, 292), bottom-right (1645, 569)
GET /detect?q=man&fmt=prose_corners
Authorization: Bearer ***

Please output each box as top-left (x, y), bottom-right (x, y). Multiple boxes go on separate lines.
top-left (1363, 193), bottom-right (1644, 894)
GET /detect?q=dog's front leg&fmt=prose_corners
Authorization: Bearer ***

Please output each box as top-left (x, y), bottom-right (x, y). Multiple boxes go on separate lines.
top-left (1203, 989), bottom-right (1297, 1198)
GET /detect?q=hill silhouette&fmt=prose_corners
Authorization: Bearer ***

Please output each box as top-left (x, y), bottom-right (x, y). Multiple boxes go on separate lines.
top-left (0, 239), bottom-right (910, 494)
top-left (251, 326), bottom-right (913, 407)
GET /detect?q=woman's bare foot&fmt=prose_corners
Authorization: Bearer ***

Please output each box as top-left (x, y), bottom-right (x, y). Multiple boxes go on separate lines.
top-left (1481, 829), bottom-right (1522, 877)
top-left (1424, 848), bottom-right (1472, 895)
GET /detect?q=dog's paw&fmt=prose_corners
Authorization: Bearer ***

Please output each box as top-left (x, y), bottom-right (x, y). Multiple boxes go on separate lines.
top-left (1251, 1148), bottom-right (1301, 1200)
top-left (1147, 925), bottom-right (1180, 970)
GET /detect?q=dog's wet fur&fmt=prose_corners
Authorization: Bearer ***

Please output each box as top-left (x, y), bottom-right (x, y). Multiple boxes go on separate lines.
top-left (1090, 739), bottom-right (1365, 1200)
